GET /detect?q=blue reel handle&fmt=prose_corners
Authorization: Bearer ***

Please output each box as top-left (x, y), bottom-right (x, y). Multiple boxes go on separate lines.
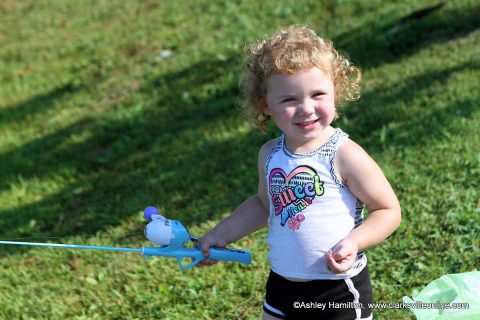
top-left (208, 247), bottom-right (252, 265)
top-left (176, 247), bottom-right (252, 270)
top-left (141, 246), bottom-right (252, 270)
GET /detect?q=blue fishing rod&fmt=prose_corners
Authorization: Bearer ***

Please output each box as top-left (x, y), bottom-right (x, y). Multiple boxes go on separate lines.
top-left (0, 206), bottom-right (252, 270)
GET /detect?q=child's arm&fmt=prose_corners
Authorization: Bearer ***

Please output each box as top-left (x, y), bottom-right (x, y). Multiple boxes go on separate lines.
top-left (198, 141), bottom-right (273, 262)
top-left (327, 139), bottom-right (402, 273)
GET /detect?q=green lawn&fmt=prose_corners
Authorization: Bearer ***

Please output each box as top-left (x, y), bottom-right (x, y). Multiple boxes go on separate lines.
top-left (0, 0), bottom-right (479, 319)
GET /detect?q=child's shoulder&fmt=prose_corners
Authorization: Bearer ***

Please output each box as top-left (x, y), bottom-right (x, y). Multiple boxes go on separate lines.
top-left (260, 138), bottom-right (279, 151)
top-left (337, 137), bottom-right (369, 164)
top-left (336, 136), bottom-right (378, 179)
top-left (257, 138), bottom-right (279, 167)
top-left (258, 138), bottom-right (278, 157)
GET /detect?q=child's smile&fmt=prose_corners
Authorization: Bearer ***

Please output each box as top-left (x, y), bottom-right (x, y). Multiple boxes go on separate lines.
top-left (295, 118), bottom-right (320, 129)
top-left (265, 67), bottom-right (336, 153)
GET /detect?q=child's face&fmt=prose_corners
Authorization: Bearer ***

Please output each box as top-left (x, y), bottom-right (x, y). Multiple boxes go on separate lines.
top-left (265, 67), bottom-right (336, 151)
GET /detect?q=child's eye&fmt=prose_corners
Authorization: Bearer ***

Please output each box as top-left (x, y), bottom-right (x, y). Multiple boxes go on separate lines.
top-left (312, 92), bottom-right (326, 98)
top-left (281, 97), bottom-right (295, 103)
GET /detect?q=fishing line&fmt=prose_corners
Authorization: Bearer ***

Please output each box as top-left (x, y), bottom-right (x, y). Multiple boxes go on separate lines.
top-left (0, 232), bottom-right (144, 242)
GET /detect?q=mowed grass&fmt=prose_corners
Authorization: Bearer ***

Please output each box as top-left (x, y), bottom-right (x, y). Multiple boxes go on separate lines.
top-left (0, 0), bottom-right (479, 319)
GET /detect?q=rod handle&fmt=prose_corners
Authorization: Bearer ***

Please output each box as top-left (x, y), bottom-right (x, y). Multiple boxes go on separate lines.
top-left (177, 247), bottom-right (252, 270)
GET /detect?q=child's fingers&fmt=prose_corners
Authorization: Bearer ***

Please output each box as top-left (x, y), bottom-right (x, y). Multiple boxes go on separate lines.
top-left (199, 258), bottom-right (218, 267)
top-left (327, 249), bottom-right (353, 273)
top-left (197, 235), bottom-right (227, 267)
top-left (201, 247), bottom-right (210, 258)
top-left (198, 239), bottom-right (211, 258)
top-left (326, 250), bottom-right (339, 271)
top-left (333, 247), bottom-right (349, 261)
top-left (197, 240), bottom-right (217, 267)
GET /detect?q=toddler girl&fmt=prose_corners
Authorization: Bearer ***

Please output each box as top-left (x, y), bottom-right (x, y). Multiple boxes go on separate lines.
top-left (199, 25), bottom-right (401, 320)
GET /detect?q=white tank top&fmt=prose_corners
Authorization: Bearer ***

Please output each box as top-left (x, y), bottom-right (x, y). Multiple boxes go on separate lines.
top-left (265, 128), bottom-right (367, 280)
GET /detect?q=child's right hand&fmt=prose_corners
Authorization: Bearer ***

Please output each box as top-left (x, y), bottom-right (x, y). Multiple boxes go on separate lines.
top-left (197, 230), bottom-right (228, 267)
top-left (326, 238), bottom-right (358, 273)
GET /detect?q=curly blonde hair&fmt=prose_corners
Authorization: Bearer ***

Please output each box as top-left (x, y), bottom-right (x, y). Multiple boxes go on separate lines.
top-left (240, 25), bottom-right (361, 131)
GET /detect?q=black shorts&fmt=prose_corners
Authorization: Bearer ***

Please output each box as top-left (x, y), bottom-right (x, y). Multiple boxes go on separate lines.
top-left (263, 266), bottom-right (373, 319)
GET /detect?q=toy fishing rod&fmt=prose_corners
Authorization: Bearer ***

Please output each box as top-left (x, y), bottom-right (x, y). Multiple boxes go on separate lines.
top-left (0, 206), bottom-right (252, 270)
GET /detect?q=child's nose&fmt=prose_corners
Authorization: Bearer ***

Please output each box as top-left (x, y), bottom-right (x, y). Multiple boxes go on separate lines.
top-left (298, 99), bottom-right (315, 115)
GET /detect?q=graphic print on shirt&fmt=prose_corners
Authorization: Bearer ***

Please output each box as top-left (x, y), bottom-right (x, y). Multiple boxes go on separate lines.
top-left (269, 165), bottom-right (324, 231)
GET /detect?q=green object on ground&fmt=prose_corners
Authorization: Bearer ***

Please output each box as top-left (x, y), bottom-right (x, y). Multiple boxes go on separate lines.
top-left (403, 271), bottom-right (480, 320)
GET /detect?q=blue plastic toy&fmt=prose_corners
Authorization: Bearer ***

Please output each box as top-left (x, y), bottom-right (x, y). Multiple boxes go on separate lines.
top-left (0, 206), bottom-right (252, 270)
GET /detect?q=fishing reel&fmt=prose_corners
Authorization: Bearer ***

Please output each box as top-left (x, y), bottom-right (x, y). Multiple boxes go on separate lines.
top-left (142, 206), bottom-right (252, 269)
top-left (143, 206), bottom-right (197, 249)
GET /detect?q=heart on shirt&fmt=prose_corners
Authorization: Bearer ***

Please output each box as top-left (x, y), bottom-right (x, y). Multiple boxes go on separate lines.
top-left (268, 165), bottom-right (324, 230)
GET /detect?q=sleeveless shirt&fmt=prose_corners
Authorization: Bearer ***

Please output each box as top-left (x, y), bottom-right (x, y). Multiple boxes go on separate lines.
top-left (265, 128), bottom-right (367, 280)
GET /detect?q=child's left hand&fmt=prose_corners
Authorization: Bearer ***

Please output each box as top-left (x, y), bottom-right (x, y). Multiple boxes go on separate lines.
top-left (326, 238), bottom-right (358, 274)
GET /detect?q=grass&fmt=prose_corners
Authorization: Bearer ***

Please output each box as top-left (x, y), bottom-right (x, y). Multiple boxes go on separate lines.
top-left (0, 0), bottom-right (479, 319)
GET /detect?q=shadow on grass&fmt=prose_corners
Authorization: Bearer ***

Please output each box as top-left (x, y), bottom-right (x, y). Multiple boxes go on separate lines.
top-left (339, 61), bottom-right (480, 151)
top-left (334, 3), bottom-right (480, 68)
top-left (0, 82), bottom-right (83, 126)
top-left (0, 55), bottom-right (268, 255)
top-left (0, 6), bottom-right (478, 258)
